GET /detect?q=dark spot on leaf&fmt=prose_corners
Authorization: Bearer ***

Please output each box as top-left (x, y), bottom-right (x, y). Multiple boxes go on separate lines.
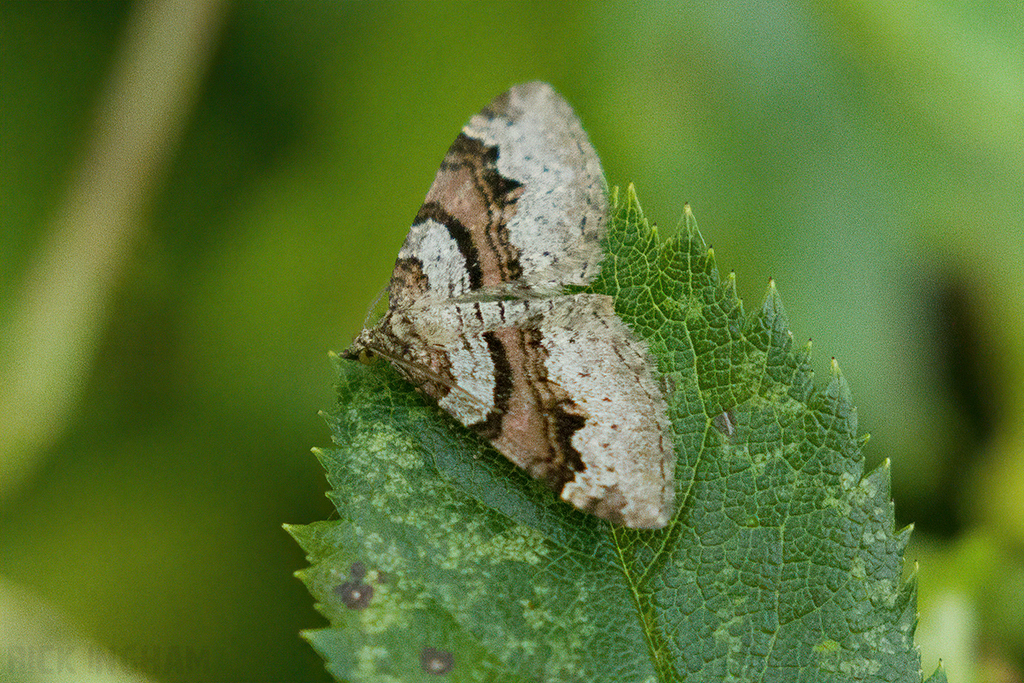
top-left (335, 580), bottom-right (373, 610)
top-left (349, 562), bottom-right (366, 580)
top-left (375, 571), bottom-right (388, 584)
top-left (420, 647), bottom-right (454, 675)
top-left (714, 410), bottom-right (736, 438)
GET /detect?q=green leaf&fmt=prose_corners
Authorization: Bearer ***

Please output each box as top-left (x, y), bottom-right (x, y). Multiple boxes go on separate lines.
top-left (289, 186), bottom-right (939, 682)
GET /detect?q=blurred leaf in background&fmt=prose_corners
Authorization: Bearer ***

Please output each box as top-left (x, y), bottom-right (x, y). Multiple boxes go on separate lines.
top-left (1, 2), bottom-right (1020, 682)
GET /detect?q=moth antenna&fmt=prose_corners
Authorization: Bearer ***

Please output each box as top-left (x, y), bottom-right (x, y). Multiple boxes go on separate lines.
top-left (361, 340), bottom-right (495, 416)
top-left (362, 283), bottom-right (390, 330)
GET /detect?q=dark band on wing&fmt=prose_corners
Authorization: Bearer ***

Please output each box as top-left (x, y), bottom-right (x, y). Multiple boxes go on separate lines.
top-left (519, 329), bottom-right (586, 483)
top-left (388, 257), bottom-right (430, 309)
top-left (471, 326), bottom-right (586, 492)
top-left (473, 331), bottom-right (514, 440)
top-left (413, 202), bottom-right (484, 290)
top-left (550, 400), bottom-right (586, 477)
top-left (414, 133), bottom-right (525, 289)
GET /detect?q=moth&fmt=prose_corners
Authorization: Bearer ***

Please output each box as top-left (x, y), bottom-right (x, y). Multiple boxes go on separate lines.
top-left (344, 82), bottom-right (675, 528)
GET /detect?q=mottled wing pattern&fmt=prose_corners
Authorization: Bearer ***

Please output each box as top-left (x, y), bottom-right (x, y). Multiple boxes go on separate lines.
top-left (388, 81), bottom-right (607, 309)
top-left (441, 296), bottom-right (674, 528)
top-left (347, 82), bottom-right (675, 528)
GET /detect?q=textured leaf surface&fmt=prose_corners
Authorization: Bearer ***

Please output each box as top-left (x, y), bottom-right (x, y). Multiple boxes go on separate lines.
top-left (289, 186), bottom-right (937, 682)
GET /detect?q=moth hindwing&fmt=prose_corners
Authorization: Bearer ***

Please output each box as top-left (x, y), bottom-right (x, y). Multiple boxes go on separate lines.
top-left (345, 82), bottom-right (675, 529)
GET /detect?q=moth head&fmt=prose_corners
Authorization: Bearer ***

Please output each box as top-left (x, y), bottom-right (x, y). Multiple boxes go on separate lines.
top-left (353, 348), bottom-right (377, 363)
top-left (340, 333), bottom-right (379, 364)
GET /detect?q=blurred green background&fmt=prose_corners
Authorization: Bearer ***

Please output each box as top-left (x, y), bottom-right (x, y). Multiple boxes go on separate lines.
top-left (1, 2), bottom-right (1021, 682)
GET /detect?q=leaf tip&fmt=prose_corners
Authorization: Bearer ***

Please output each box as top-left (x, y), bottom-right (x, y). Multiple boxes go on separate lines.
top-left (676, 201), bottom-right (699, 235)
top-left (925, 659), bottom-right (949, 683)
top-left (311, 447), bottom-right (330, 467)
top-left (725, 270), bottom-right (738, 295)
top-left (759, 278), bottom-right (788, 329)
top-left (897, 522), bottom-right (915, 547)
top-left (625, 182), bottom-right (639, 203)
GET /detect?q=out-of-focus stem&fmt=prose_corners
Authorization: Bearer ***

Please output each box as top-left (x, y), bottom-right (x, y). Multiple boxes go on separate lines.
top-left (0, 0), bottom-right (228, 497)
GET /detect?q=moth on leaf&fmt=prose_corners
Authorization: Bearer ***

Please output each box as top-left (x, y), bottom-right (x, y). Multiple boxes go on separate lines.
top-left (344, 82), bottom-right (674, 528)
